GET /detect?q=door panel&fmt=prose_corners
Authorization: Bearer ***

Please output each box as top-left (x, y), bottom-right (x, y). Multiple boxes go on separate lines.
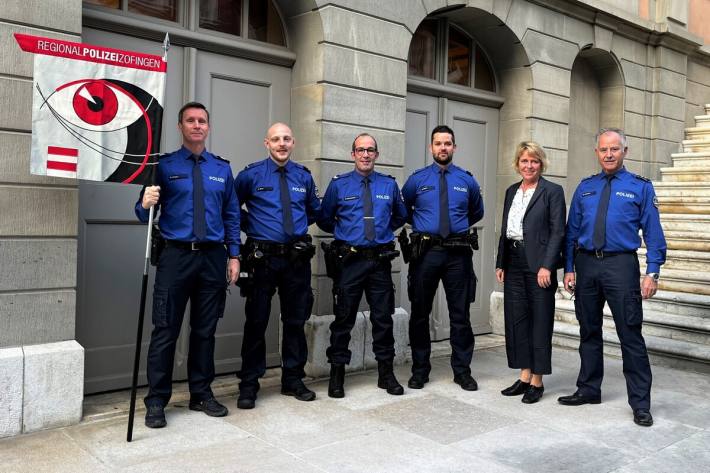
top-left (77, 29), bottom-right (291, 393)
top-left (403, 93), bottom-right (498, 341)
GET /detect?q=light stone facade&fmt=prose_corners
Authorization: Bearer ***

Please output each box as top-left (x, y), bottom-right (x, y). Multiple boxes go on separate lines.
top-left (1, 0), bottom-right (708, 436)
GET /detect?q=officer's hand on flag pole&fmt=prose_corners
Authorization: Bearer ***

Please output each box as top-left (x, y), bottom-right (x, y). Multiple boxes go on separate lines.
top-left (142, 186), bottom-right (160, 209)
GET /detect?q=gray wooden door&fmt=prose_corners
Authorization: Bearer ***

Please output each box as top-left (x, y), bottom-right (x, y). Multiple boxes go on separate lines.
top-left (403, 93), bottom-right (498, 339)
top-left (77, 30), bottom-right (291, 393)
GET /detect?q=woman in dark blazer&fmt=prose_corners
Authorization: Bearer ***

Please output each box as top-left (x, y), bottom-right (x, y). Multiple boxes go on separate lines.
top-left (495, 141), bottom-right (566, 403)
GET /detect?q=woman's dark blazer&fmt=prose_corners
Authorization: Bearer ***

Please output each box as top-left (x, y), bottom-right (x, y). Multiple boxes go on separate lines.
top-left (495, 176), bottom-right (566, 272)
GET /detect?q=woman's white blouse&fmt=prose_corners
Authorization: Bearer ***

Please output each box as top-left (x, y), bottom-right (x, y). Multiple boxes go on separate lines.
top-left (505, 186), bottom-right (536, 240)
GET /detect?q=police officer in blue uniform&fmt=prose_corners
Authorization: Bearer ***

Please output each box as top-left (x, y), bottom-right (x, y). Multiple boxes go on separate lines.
top-left (136, 102), bottom-right (240, 428)
top-left (402, 125), bottom-right (484, 391)
top-left (234, 123), bottom-right (320, 409)
top-left (559, 128), bottom-right (666, 427)
top-left (318, 133), bottom-right (408, 398)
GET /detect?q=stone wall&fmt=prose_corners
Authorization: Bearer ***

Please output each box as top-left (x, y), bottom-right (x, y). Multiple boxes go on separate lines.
top-left (0, 0), bottom-right (84, 438)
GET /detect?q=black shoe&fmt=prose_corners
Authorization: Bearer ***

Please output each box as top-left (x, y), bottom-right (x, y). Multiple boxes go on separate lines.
top-left (237, 391), bottom-right (256, 410)
top-left (281, 380), bottom-right (316, 401)
top-left (189, 397), bottom-right (228, 417)
top-left (328, 363), bottom-right (345, 398)
top-left (454, 374), bottom-right (478, 391)
top-left (633, 409), bottom-right (653, 427)
top-left (501, 379), bottom-right (530, 396)
top-left (144, 404), bottom-right (166, 428)
top-left (407, 375), bottom-right (429, 389)
top-left (521, 385), bottom-right (544, 404)
top-left (557, 391), bottom-right (601, 406)
top-left (377, 360), bottom-right (404, 395)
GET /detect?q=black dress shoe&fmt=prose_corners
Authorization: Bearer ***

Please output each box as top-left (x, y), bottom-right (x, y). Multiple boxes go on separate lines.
top-left (328, 363), bottom-right (345, 398)
top-left (521, 385), bottom-right (544, 404)
top-left (407, 375), bottom-right (429, 389)
top-left (633, 409), bottom-right (653, 427)
top-left (557, 391), bottom-right (601, 406)
top-left (501, 379), bottom-right (530, 396)
top-left (281, 380), bottom-right (316, 401)
top-left (145, 404), bottom-right (166, 428)
top-left (237, 391), bottom-right (256, 410)
top-left (453, 374), bottom-right (478, 391)
top-left (189, 397), bottom-right (229, 417)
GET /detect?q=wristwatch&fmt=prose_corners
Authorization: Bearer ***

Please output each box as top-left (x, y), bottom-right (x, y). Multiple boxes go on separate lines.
top-left (646, 273), bottom-right (659, 281)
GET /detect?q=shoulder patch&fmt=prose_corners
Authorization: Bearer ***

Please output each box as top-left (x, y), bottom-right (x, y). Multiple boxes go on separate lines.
top-left (214, 155), bottom-right (230, 164)
top-left (633, 173), bottom-right (651, 182)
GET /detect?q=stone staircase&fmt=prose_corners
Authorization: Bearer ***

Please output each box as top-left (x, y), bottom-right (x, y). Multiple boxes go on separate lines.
top-left (552, 103), bottom-right (710, 373)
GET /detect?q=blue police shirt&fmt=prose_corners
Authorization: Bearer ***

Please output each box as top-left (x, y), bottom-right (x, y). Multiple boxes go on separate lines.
top-left (565, 166), bottom-right (666, 274)
top-left (235, 157), bottom-right (321, 243)
top-left (135, 146), bottom-right (241, 257)
top-left (317, 170), bottom-right (407, 247)
top-left (402, 163), bottom-right (484, 235)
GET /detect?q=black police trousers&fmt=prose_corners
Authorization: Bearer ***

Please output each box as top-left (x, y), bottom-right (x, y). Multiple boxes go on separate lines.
top-left (503, 242), bottom-right (556, 374)
top-left (145, 244), bottom-right (227, 408)
top-left (574, 251), bottom-right (652, 410)
top-left (239, 255), bottom-right (313, 392)
top-left (408, 246), bottom-right (476, 378)
top-left (327, 257), bottom-right (395, 365)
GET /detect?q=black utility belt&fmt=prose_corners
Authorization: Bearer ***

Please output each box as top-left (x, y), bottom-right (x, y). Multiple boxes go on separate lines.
top-left (165, 240), bottom-right (223, 251)
top-left (506, 239), bottom-right (524, 248)
top-left (415, 232), bottom-right (470, 247)
top-left (336, 241), bottom-right (398, 260)
top-left (246, 236), bottom-right (312, 256)
top-left (578, 248), bottom-right (636, 258)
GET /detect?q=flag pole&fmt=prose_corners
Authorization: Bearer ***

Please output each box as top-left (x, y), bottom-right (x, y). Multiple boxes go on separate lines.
top-left (126, 33), bottom-right (170, 443)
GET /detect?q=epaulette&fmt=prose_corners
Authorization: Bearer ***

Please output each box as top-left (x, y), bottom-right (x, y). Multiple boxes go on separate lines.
top-left (157, 153), bottom-right (171, 160)
top-left (581, 174), bottom-right (596, 182)
top-left (332, 174), bottom-right (341, 180)
top-left (412, 167), bottom-right (427, 175)
top-left (292, 161), bottom-right (312, 174)
top-left (383, 174), bottom-right (395, 180)
top-left (633, 173), bottom-right (650, 182)
top-left (214, 155), bottom-right (230, 164)
top-left (243, 160), bottom-right (264, 170)
top-left (465, 170), bottom-right (473, 176)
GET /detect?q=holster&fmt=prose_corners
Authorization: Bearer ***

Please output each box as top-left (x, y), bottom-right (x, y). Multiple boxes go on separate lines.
top-left (289, 234), bottom-right (316, 265)
top-left (321, 241), bottom-right (342, 281)
top-left (398, 228), bottom-right (412, 264)
top-left (150, 223), bottom-right (165, 266)
top-left (468, 228), bottom-right (479, 251)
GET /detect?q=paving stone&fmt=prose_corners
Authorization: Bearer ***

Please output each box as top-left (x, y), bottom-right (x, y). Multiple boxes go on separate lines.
top-left (612, 431), bottom-right (710, 473)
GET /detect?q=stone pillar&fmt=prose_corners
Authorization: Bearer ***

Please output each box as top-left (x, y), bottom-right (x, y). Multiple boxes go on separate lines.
top-left (0, 0), bottom-right (84, 437)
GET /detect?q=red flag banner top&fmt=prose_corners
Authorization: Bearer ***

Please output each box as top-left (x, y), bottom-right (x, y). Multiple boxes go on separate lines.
top-left (15, 33), bottom-right (167, 185)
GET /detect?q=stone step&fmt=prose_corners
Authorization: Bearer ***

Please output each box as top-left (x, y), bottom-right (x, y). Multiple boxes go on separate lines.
top-left (685, 127), bottom-right (710, 140)
top-left (639, 247), bottom-right (710, 271)
top-left (695, 115), bottom-right (710, 126)
top-left (555, 298), bottom-right (710, 346)
top-left (682, 138), bottom-right (710, 153)
top-left (639, 289), bottom-right (710, 318)
top-left (660, 166), bottom-right (710, 182)
top-left (706, 103), bottom-right (710, 115)
top-left (658, 201), bottom-right (710, 214)
top-left (553, 321), bottom-right (710, 374)
top-left (655, 268), bottom-right (710, 295)
top-left (670, 152), bottom-right (710, 167)
top-left (654, 182), bottom-right (710, 198)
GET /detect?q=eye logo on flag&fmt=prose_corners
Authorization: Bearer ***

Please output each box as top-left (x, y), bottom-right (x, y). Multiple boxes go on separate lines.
top-left (15, 33), bottom-right (167, 185)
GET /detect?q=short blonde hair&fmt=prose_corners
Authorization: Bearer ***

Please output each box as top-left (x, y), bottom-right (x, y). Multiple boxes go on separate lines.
top-left (513, 141), bottom-right (548, 174)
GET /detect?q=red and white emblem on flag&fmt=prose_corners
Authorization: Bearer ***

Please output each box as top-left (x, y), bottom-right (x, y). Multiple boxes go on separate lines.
top-left (46, 146), bottom-right (78, 178)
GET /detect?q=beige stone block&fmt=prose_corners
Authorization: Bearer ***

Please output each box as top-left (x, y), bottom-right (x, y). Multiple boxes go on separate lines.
top-left (653, 92), bottom-right (686, 121)
top-left (625, 135), bottom-right (649, 161)
top-left (625, 86), bottom-right (646, 114)
top-left (497, 119), bottom-right (532, 170)
top-left (530, 119), bottom-right (568, 151)
top-left (599, 86), bottom-right (625, 128)
top-left (686, 80), bottom-right (710, 107)
top-left (0, 239), bottom-right (77, 291)
top-left (322, 44), bottom-right (407, 97)
top-left (544, 148), bottom-right (568, 178)
top-left (22, 340), bottom-right (83, 433)
top-left (506, 0), bottom-right (566, 42)
top-left (0, 347), bottom-right (23, 438)
top-left (652, 116), bottom-right (685, 143)
top-left (0, 132), bottom-right (79, 186)
top-left (657, 46), bottom-right (688, 75)
top-left (499, 67), bottom-right (533, 121)
top-left (328, 0), bottom-right (427, 33)
top-left (322, 84), bottom-right (406, 131)
top-left (320, 6), bottom-right (411, 59)
top-left (0, 77), bottom-right (32, 131)
top-left (652, 139), bottom-right (681, 167)
top-left (422, 0), bottom-right (448, 14)
top-left (530, 90), bottom-right (570, 124)
top-left (0, 0), bottom-right (81, 34)
top-left (530, 62), bottom-right (571, 97)
top-left (592, 25), bottom-right (613, 51)
top-left (0, 290), bottom-right (76, 347)
top-left (289, 12), bottom-right (325, 88)
top-left (291, 84), bottom-right (324, 162)
top-left (0, 186), bottom-right (78, 237)
top-left (653, 68), bottom-right (687, 98)
top-left (320, 122), bottom-right (405, 167)
top-left (0, 24), bottom-right (78, 78)
top-left (611, 35), bottom-right (648, 65)
top-left (687, 60), bottom-right (710, 86)
top-left (522, 29), bottom-right (579, 69)
top-left (621, 59), bottom-right (647, 90)
top-left (624, 111), bottom-right (645, 137)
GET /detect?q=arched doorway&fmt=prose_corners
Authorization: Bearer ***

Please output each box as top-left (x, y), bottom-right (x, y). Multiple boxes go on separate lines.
top-left (77, 0), bottom-right (293, 393)
top-left (404, 6), bottom-right (528, 338)
top-left (567, 49), bottom-right (624, 195)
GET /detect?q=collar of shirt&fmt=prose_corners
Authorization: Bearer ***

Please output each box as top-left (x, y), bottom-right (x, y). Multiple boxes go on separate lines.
top-left (265, 156), bottom-right (294, 174)
top-left (177, 145), bottom-right (209, 162)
